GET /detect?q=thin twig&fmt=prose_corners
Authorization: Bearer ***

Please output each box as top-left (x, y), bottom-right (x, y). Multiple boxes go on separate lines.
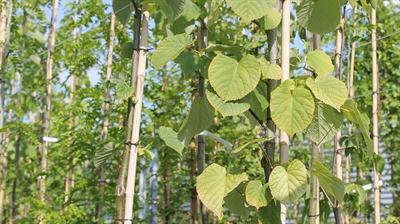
top-left (248, 108), bottom-right (264, 128)
top-left (320, 186), bottom-right (335, 207)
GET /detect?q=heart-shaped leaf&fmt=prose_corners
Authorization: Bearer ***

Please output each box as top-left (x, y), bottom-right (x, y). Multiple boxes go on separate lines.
top-left (209, 54), bottom-right (261, 101)
top-left (158, 126), bottom-right (184, 155)
top-left (269, 159), bottom-right (308, 203)
top-left (306, 50), bottom-right (334, 75)
top-left (245, 180), bottom-right (271, 209)
top-left (225, 0), bottom-right (274, 23)
top-left (197, 164), bottom-right (248, 220)
top-left (270, 79), bottom-right (315, 137)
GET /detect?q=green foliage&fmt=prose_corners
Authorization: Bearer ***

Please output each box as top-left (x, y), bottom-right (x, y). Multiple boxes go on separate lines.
top-left (225, 0), bottom-right (274, 24)
top-left (150, 33), bottom-right (195, 70)
top-left (112, 0), bottom-right (134, 24)
top-left (269, 159), bottom-right (308, 203)
top-left (296, 0), bottom-right (341, 35)
top-left (310, 161), bottom-right (345, 203)
top-left (197, 163), bottom-right (248, 219)
top-left (208, 54), bottom-right (261, 101)
top-left (245, 180), bottom-right (270, 209)
top-left (306, 50), bottom-right (334, 75)
top-left (94, 142), bottom-right (115, 168)
top-left (158, 126), bottom-right (184, 154)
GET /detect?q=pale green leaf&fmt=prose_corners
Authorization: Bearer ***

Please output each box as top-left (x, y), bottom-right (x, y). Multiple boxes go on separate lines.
top-left (30, 55), bottom-right (41, 65)
top-left (112, 0), bottom-right (133, 25)
top-left (209, 54), bottom-right (261, 101)
top-left (115, 82), bottom-right (135, 101)
top-left (270, 80), bottom-right (315, 137)
top-left (304, 102), bottom-right (344, 145)
top-left (232, 137), bottom-right (273, 154)
top-left (260, 7), bottom-right (281, 30)
top-left (181, 0), bottom-right (201, 20)
top-left (94, 142), bottom-right (114, 168)
top-left (306, 50), bottom-right (334, 75)
top-left (259, 57), bottom-right (282, 80)
top-left (252, 82), bottom-right (269, 111)
top-left (311, 161), bottom-right (344, 203)
top-left (225, 173), bottom-right (249, 195)
top-left (224, 183), bottom-right (254, 219)
top-left (158, 0), bottom-right (186, 22)
top-left (27, 31), bottom-right (46, 44)
top-left (158, 126), bottom-right (184, 154)
top-left (296, 0), bottom-right (340, 35)
top-left (345, 183), bottom-right (366, 205)
top-left (121, 42), bottom-right (133, 59)
top-left (341, 100), bottom-right (373, 158)
top-left (178, 96), bottom-right (215, 147)
top-left (197, 164), bottom-right (248, 220)
top-left (269, 159), bottom-right (308, 203)
top-left (306, 75), bottom-right (347, 111)
top-left (151, 33), bottom-right (195, 70)
top-left (206, 86), bottom-right (251, 117)
top-left (225, 0), bottom-right (274, 23)
top-left (205, 43), bottom-right (244, 53)
top-left (245, 180), bottom-right (269, 209)
top-left (258, 200), bottom-right (281, 224)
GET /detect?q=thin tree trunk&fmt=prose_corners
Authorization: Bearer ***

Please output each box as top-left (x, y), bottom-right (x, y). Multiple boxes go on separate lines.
top-left (371, 7), bottom-right (380, 224)
top-left (124, 4), bottom-right (149, 223)
top-left (334, 13), bottom-right (345, 224)
top-left (308, 34), bottom-right (321, 224)
top-left (115, 8), bottom-right (141, 223)
top-left (95, 12), bottom-right (115, 223)
top-left (280, 0), bottom-right (291, 222)
top-left (263, 0), bottom-right (282, 183)
top-left (39, 1), bottom-right (58, 222)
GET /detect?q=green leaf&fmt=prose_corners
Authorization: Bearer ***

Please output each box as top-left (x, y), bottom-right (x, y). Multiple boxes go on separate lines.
top-left (345, 183), bottom-right (366, 205)
top-left (258, 200), bottom-right (281, 224)
top-left (259, 57), bottom-right (282, 80)
top-left (370, 0), bottom-right (378, 9)
top-left (306, 75), bottom-right (347, 111)
top-left (245, 180), bottom-right (270, 209)
top-left (373, 154), bottom-right (385, 174)
top-left (205, 43), bottom-right (244, 53)
top-left (206, 86), bottom-right (251, 117)
top-left (112, 0), bottom-right (133, 25)
top-left (304, 102), bottom-right (344, 145)
top-left (225, 0), bottom-right (274, 24)
top-left (181, 0), bottom-right (201, 20)
top-left (252, 82), bottom-right (269, 111)
top-left (150, 33), bottom-right (195, 70)
top-left (310, 161), bottom-right (344, 203)
top-left (306, 50), bottom-right (334, 75)
top-left (232, 137), bottom-right (273, 154)
top-left (224, 183), bottom-right (254, 219)
top-left (30, 55), bottom-right (41, 65)
top-left (115, 82), bottom-right (135, 101)
top-left (259, 7), bottom-right (281, 30)
top-left (209, 54), bottom-right (261, 101)
top-left (158, 126), bottom-right (184, 154)
top-left (121, 42), bottom-right (134, 59)
top-left (296, 0), bottom-right (340, 35)
top-left (94, 142), bottom-right (114, 168)
top-left (270, 79), bottom-right (315, 137)
top-left (269, 159), bottom-right (308, 203)
top-left (174, 50), bottom-right (201, 74)
top-left (197, 164), bottom-right (248, 220)
top-left (158, 0), bottom-right (186, 22)
top-left (341, 100), bottom-right (373, 158)
top-left (178, 96), bottom-right (215, 147)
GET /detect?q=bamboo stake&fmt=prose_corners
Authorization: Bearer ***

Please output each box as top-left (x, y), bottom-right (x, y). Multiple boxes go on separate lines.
top-left (334, 14), bottom-right (345, 224)
top-left (280, 0), bottom-right (290, 222)
top-left (115, 7), bottom-right (141, 222)
top-left (0, 0), bottom-right (13, 220)
top-left (39, 1), bottom-right (58, 222)
top-left (371, 7), bottom-right (380, 224)
top-left (124, 4), bottom-right (149, 223)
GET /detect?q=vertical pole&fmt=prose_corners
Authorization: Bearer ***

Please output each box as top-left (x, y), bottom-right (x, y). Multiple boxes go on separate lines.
top-left (371, 7), bottom-right (380, 224)
top-left (124, 4), bottom-right (149, 223)
top-left (334, 12), bottom-right (345, 224)
top-left (280, 0), bottom-right (291, 222)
